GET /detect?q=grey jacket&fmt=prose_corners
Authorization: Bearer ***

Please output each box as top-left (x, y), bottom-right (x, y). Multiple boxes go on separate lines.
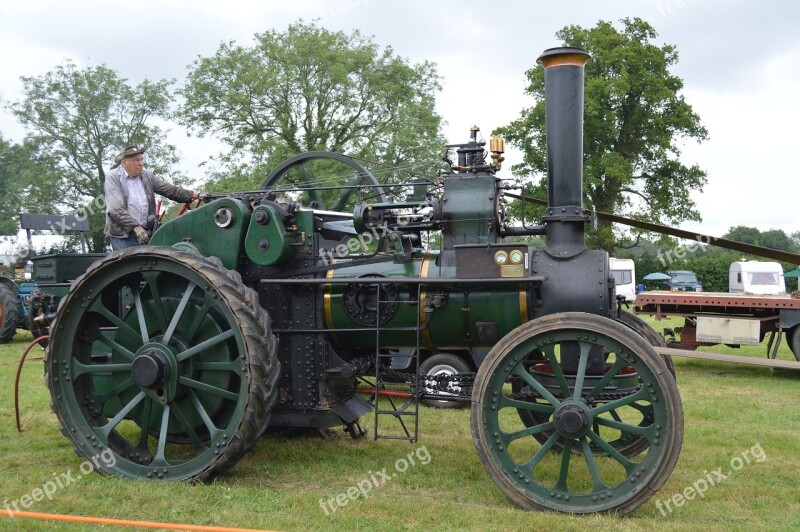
top-left (104, 166), bottom-right (195, 237)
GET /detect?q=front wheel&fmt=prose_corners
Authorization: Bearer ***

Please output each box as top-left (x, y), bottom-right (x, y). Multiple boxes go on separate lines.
top-left (472, 312), bottom-right (683, 515)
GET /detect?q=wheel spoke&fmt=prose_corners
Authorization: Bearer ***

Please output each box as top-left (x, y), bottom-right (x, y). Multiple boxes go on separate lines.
top-left (595, 416), bottom-right (655, 440)
top-left (162, 281), bottom-right (197, 345)
top-left (141, 272), bottom-right (167, 332)
top-left (554, 438), bottom-right (574, 491)
top-left (196, 360), bottom-right (241, 372)
top-left (585, 356), bottom-right (628, 401)
top-left (590, 387), bottom-right (648, 416)
top-left (500, 421), bottom-right (555, 447)
top-left (88, 300), bottom-right (139, 340)
top-left (137, 397), bottom-right (153, 451)
top-left (171, 402), bottom-right (208, 453)
top-left (151, 405), bottom-right (171, 468)
top-left (499, 394), bottom-right (555, 414)
top-left (541, 345), bottom-right (571, 397)
top-left (572, 341), bottom-right (591, 400)
top-left (580, 436), bottom-right (609, 492)
top-left (94, 391), bottom-right (145, 444)
top-left (298, 163), bottom-right (323, 205)
top-left (522, 432), bottom-right (560, 474)
top-left (178, 376), bottom-right (239, 402)
top-left (188, 389), bottom-right (222, 439)
top-left (175, 329), bottom-right (235, 362)
top-left (72, 361), bottom-right (132, 377)
top-left (133, 289), bottom-right (150, 343)
top-left (586, 430), bottom-right (638, 475)
top-left (181, 294), bottom-right (215, 345)
top-left (511, 364), bottom-right (561, 407)
top-left (95, 377), bottom-right (136, 405)
top-left (331, 176), bottom-right (360, 212)
top-left (96, 332), bottom-right (137, 361)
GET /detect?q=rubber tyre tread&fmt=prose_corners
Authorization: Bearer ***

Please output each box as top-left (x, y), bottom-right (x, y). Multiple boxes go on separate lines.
top-left (419, 353), bottom-right (471, 409)
top-left (45, 246), bottom-right (280, 481)
top-left (0, 282), bottom-right (19, 343)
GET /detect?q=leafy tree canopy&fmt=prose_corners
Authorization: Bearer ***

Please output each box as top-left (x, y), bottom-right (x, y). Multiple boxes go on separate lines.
top-left (179, 20), bottom-right (445, 191)
top-left (496, 18), bottom-right (708, 252)
top-left (8, 62), bottom-right (179, 251)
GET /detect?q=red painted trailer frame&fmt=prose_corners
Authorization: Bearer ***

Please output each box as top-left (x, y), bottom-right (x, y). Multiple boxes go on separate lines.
top-left (634, 291), bottom-right (800, 368)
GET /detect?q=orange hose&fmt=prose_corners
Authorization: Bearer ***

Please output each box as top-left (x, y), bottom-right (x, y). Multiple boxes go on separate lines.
top-left (3, 509), bottom-right (277, 531)
top-left (15, 335), bottom-right (49, 432)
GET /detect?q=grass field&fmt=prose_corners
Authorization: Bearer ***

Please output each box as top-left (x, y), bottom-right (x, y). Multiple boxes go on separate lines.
top-left (1, 315), bottom-right (799, 531)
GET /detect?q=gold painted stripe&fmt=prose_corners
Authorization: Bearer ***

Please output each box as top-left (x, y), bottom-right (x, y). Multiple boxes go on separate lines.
top-left (419, 254), bottom-right (434, 349)
top-left (538, 53), bottom-right (590, 69)
top-left (519, 282), bottom-right (529, 324)
top-left (323, 266), bottom-right (335, 330)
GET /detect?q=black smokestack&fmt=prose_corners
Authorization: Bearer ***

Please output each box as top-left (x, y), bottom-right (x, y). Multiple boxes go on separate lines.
top-left (537, 47), bottom-right (591, 251)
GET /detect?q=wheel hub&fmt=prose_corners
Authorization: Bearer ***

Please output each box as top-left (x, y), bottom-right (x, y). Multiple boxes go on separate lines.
top-left (554, 401), bottom-right (592, 439)
top-left (132, 349), bottom-right (171, 387)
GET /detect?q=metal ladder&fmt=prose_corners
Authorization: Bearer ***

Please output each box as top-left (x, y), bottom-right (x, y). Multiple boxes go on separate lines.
top-left (369, 283), bottom-right (422, 442)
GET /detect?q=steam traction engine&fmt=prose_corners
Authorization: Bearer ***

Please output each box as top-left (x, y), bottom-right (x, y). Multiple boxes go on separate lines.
top-left (45, 48), bottom-right (682, 515)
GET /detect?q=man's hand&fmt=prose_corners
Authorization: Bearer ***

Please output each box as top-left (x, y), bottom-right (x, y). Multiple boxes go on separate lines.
top-left (133, 226), bottom-right (149, 245)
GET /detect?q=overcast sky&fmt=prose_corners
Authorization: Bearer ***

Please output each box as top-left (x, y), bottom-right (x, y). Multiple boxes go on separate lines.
top-left (1, 0), bottom-right (798, 241)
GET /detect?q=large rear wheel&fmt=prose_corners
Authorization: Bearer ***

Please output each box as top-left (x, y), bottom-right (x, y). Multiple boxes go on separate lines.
top-left (46, 247), bottom-right (279, 480)
top-left (472, 312), bottom-right (683, 515)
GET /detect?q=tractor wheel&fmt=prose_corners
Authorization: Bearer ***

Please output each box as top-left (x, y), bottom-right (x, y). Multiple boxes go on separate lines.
top-left (46, 246), bottom-right (280, 481)
top-left (788, 326), bottom-right (800, 362)
top-left (472, 312), bottom-right (683, 515)
top-left (27, 289), bottom-right (50, 345)
top-left (419, 353), bottom-right (471, 409)
top-left (0, 282), bottom-right (19, 343)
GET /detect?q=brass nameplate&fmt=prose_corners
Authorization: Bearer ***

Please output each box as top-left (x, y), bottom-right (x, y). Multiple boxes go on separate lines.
top-left (500, 264), bottom-right (524, 278)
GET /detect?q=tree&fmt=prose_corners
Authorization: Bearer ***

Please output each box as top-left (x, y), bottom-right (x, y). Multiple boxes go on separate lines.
top-left (9, 62), bottom-right (179, 251)
top-left (723, 225), bottom-right (761, 246)
top-left (496, 18), bottom-right (708, 252)
top-left (179, 21), bottom-right (445, 190)
top-left (0, 135), bottom-right (61, 235)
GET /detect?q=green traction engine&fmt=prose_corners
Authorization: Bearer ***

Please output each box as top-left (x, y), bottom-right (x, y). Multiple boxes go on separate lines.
top-left (45, 47), bottom-right (682, 514)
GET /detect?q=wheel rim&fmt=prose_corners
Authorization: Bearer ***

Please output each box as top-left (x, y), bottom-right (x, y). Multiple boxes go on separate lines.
top-left (47, 248), bottom-right (268, 480)
top-left (472, 313), bottom-right (682, 514)
top-left (423, 364), bottom-right (461, 398)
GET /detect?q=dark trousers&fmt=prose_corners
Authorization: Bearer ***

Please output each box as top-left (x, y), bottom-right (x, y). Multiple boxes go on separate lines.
top-left (110, 234), bottom-right (141, 251)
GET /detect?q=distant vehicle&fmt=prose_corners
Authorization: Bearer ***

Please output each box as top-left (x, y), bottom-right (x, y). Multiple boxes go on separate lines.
top-left (609, 257), bottom-right (636, 301)
top-left (729, 261), bottom-right (785, 295)
top-left (663, 270), bottom-right (703, 292)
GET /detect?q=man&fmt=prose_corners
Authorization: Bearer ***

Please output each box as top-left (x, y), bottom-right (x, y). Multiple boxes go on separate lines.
top-left (104, 145), bottom-right (200, 251)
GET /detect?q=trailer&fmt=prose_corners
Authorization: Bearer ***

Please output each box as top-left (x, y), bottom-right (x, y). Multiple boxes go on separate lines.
top-left (634, 290), bottom-right (800, 366)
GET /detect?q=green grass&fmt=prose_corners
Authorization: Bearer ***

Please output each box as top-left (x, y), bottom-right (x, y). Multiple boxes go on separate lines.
top-left (1, 320), bottom-right (799, 531)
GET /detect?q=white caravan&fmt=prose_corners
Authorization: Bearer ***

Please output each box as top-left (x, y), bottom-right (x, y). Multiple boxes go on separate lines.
top-left (729, 261), bottom-right (785, 295)
top-left (609, 257), bottom-right (636, 301)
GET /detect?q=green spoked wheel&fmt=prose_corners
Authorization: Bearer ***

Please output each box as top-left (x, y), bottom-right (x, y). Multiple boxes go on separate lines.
top-left (472, 312), bottom-right (683, 515)
top-left (46, 247), bottom-right (279, 481)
